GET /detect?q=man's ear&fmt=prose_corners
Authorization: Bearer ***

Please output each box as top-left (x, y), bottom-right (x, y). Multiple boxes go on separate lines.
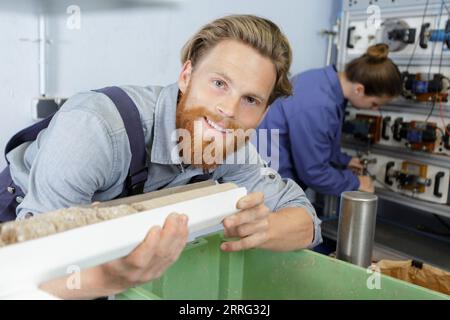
top-left (354, 83), bottom-right (365, 96)
top-left (178, 60), bottom-right (193, 94)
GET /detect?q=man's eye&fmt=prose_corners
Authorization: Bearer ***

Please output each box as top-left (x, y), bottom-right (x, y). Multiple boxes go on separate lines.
top-left (214, 80), bottom-right (225, 88)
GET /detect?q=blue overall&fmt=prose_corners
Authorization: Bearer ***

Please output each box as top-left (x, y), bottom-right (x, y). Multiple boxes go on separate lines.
top-left (0, 87), bottom-right (149, 222)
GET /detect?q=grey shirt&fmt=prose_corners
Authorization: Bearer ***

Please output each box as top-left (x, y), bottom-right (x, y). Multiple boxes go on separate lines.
top-left (6, 83), bottom-right (322, 248)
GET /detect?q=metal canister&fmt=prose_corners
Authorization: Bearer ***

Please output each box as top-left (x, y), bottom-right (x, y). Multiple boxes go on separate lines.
top-left (336, 191), bottom-right (378, 268)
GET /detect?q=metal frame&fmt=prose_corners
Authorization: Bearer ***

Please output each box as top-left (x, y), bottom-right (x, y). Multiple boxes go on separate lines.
top-left (342, 140), bottom-right (450, 168)
top-left (376, 187), bottom-right (450, 217)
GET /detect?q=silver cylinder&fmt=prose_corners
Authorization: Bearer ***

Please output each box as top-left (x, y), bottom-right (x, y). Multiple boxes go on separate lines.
top-left (336, 191), bottom-right (378, 268)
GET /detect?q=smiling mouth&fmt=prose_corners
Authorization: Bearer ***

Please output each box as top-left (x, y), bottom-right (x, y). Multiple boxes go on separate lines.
top-left (204, 117), bottom-right (233, 134)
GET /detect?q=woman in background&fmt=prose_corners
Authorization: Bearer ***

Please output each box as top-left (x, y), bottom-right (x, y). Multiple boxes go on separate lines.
top-left (257, 44), bottom-right (403, 196)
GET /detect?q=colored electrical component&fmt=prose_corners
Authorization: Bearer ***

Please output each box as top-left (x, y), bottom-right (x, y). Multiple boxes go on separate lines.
top-left (342, 115), bottom-right (382, 144)
top-left (385, 161), bottom-right (431, 194)
top-left (402, 72), bottom-right (450, 102)
top-left (420, 19), bottom-right (450, 49)
top-left (392, 119), bottom-right (437, 152)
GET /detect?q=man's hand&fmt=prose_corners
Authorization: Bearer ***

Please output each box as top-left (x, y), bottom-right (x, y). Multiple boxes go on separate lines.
top-left (221, 192), bottom-right (315, 252)
top-left (40, 213), bottom-right (189, 299)
top-left (358, 176), bottom-right (375, 193)
top-left (99, 213), bottom-right (189, 291)
top-left (348, 157), bottom-right (363, 174)
top-left (221, 192), bottom-right (271, 252)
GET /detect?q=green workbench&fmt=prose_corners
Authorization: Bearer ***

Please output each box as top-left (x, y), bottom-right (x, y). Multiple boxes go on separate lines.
top-left (117, 233), bottom-right (449, 300)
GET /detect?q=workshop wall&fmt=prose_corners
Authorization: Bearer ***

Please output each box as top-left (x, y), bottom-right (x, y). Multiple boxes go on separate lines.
top-left (0, 11), bottom-right (39, 169)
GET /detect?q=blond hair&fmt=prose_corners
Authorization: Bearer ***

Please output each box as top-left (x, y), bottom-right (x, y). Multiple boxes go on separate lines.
top-left (181, 14), bottom-right (293, 104)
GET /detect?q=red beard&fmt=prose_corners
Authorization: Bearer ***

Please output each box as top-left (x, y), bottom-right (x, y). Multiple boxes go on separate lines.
top-left (175, 86), bottom-right (249, 171)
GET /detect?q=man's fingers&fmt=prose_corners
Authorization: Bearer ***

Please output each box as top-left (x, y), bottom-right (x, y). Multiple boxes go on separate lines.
top-left (136, 214), bottom-right (188, 282)
top-left (157, 213), bottom-right (189, 260)
top-left (220, 232), bottom-right (268, 252)
top-left (99, 214), bottom-right (189, 288)
top-left (236, 192), bottom-right (264, 210)
top-left (124, 225), bottom-right (161, 268)
top-left (224, 204), bottom-right (270, 228)
top-left (235, 219), bottom-right (269, 238)
top-left (223, 226), bottom-right (237, 238)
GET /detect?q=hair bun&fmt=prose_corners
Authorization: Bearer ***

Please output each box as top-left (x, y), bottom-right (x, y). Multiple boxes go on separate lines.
top-left (366, 43), bottom-right (390, 62)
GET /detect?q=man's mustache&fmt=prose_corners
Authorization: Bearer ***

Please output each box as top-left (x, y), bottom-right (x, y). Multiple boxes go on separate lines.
top-left (177, 105), bottom-right (244, 131)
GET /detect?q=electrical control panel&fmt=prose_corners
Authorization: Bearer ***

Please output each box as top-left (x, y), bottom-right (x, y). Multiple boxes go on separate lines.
top-left (342, 147), bottom-right (450, 204)
top-left (340, 1), bottom-right (450, 66)
top-left (344, 108), bottom-right (450, 155)
top-left (338, 0), bottom-right (450, 207)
